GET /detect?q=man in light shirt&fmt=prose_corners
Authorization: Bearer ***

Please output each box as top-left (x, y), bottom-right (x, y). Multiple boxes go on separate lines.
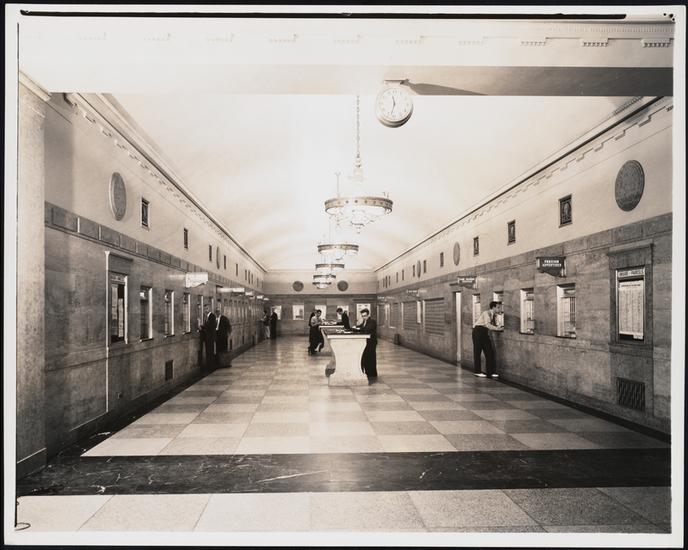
top-left (472, 301), bottom-right (503, 378)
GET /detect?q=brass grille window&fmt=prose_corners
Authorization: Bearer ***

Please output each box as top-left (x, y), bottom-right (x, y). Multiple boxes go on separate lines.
top-left (140, 286), bottom-right (152, 340)
top-left (109, 272), bottom-right (127, 344)
top-left (164, 290), bottom-right (174, 336)
top-left (520, 289), bottom-right (535, 334)
top-left (557, 284), bottom-right (576, 338)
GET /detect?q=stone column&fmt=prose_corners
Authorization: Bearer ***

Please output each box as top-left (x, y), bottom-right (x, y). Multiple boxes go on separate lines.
top-left (16, 75), bottom-right (50, 477)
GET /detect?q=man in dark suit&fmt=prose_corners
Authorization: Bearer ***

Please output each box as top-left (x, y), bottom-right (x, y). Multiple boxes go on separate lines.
top-left (270, 308), bottom-right (278, 340)
top-left (336, 307), bottom-right (351, 330)
top-left (356, 308), bottom-right (377, 379)
top-left (215, 307), bottom-right (231, 366)
top-left (200, 303), bottom-right (216, 370)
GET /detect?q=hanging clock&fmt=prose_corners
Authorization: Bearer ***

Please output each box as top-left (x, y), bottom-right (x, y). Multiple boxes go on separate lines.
top-left (375, 83), bottom-right (413, 128)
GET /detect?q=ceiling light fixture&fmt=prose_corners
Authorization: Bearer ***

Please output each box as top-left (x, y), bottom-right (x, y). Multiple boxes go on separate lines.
top-left (315, 262), bottom-right (345, 276)
top-left (313, 273), bottom-right (336, 284)
top-left (324, 96), bottom-right (393, 233)
top-left (318, 180), bottom-right (360, 259)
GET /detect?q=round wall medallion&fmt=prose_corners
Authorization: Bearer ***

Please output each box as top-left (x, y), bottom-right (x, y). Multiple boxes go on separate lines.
top-left (337, 280), bottom-right (349, 292)
top-left (453, 242), bottom-right (461, 266)
top-left (615, 160), bottom-right (645, 211)
top-left (109, 172), bottom-right (127, 221)
top-left (292, 281), bottom-right (304, 292)
top-left (216, 246), bottom-right (221, 268)
top-left (416, 260), bottom-right (422, 277)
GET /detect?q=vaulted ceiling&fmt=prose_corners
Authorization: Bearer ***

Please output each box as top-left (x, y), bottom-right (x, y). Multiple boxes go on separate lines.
top-left (16, 8), bottom-right (675, 272)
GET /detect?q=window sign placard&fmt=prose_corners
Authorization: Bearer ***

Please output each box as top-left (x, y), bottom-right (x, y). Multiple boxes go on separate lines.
top-left (617, 268), bottom-right (645, 340)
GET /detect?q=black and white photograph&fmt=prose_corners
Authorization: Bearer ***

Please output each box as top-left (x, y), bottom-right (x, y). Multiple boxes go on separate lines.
top-left (4, 4), bottom-right (685, 548)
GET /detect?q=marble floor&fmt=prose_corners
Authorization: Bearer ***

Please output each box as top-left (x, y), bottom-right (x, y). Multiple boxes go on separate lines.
top-left (13, 337), bottom-right (675, 544)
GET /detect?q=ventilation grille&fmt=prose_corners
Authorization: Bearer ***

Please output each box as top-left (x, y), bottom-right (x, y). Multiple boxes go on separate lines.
top-left (616, 377), bottom-right (645, 411)
top-left (165, 360), bottom-right (174, 381)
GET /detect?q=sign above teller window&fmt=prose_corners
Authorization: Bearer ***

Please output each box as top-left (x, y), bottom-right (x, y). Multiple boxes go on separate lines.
top-left (457, 276), bottom-right (476, 288)
top-left (536, 257), bottom-right (566, 277)
top-left (406, 289), bottom-right (419, 297)
top-left (184, 272), bottom-right (208, 288)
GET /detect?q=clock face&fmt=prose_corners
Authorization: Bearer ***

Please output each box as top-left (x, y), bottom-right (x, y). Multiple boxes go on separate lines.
top-left (375, 86), bottom-right (413, 128)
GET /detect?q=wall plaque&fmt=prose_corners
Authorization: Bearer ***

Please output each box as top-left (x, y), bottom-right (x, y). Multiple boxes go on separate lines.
top-left (292, 281), bottom-right (304, 292)
top-left (453, 242), bottom-right (461, 266)
top-left (615, 160), bottom-right (644, 211)
top-left (337, 280), bottom-right (349, 291)
top-left (109, 172), bottom-right (127, 221)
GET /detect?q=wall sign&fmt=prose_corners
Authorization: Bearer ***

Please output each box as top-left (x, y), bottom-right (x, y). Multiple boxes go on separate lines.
top-left (185, 272), bottom-right (208, 288)
top-left (406, 289), bottom-right (419, 297)
top-left (615, 160), bottom-right (645, 211)
top-left (536, 257), bottom-right (566, 277)
top-left (457, 276), bottom-right (476, 288)
top-left (109, 172), bottom-right (127, 221)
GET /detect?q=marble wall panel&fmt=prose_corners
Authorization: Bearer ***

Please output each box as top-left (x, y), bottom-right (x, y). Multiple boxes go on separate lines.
top-left (78, 216), bottom-right (99, 239)
top-left (45, 360), bottom-right (107, 450)
top-left (17, 82), bottom-right (48, 473)
top-left (377, 214), bottom-right (672, 432)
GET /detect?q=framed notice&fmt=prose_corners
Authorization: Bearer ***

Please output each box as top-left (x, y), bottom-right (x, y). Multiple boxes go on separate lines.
top-left (617, 268), bottom-right (645, 340)
top-left (293, 304), bottom-right (304, 320)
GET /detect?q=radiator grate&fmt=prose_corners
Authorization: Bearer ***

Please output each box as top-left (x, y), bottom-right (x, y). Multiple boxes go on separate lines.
top-left (616, 377), bottom-right (645, 411)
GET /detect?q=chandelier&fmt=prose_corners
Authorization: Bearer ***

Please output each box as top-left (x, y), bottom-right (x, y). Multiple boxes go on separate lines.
top-left (324, 96), bottom-right (393, 233)
top-left (318, 189), bottom-right (360, 260)
top-left (313, 273), bottom-right (336, 284)
top-left (315, 262), bottom-right (344, 276)
top-left (312, 272), bottom-right (335, 289)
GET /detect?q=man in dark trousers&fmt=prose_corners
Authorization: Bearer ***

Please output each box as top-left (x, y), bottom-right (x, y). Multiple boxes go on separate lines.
top-left (200, 303), bottom-right (216, 371)
top-left (215, 306), bottom-right (231, 367)
top-left (270, 308), bottom-right (278, 340)
top-left (336, 307), bottom-right (351, 330)
top-left (355, 308), bottom-right (377, 379)
top-left (472, 300), bottom-right (504, 379)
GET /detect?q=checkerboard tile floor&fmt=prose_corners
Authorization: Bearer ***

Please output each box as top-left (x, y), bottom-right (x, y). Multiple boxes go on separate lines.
top-left (84, 337), bottom-right (668, 457)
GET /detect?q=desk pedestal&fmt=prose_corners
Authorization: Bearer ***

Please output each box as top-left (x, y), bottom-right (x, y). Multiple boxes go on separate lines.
top-left (328, 334), bottom-right (370, 386)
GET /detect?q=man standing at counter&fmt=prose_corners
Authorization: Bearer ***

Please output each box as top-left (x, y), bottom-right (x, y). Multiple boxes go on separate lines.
top-left (336, 307), bottom-right (351, 330)
top-left (472, 300), bottom-right (503, 379)
top-left (355, 308), bottom-right (377, 379)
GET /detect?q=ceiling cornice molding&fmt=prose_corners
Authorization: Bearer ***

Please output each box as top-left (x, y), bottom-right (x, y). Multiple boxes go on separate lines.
top-left (375, 96), bottom-right (673, 272)
top-left (62, 92), bottom-right (267, 273)
top-left (18, 71), bottom-right (51, 102)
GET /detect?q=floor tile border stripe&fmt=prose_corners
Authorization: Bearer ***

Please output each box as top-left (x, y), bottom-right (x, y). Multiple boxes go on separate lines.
top-left (17, 448), bottom-right (670, 497)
